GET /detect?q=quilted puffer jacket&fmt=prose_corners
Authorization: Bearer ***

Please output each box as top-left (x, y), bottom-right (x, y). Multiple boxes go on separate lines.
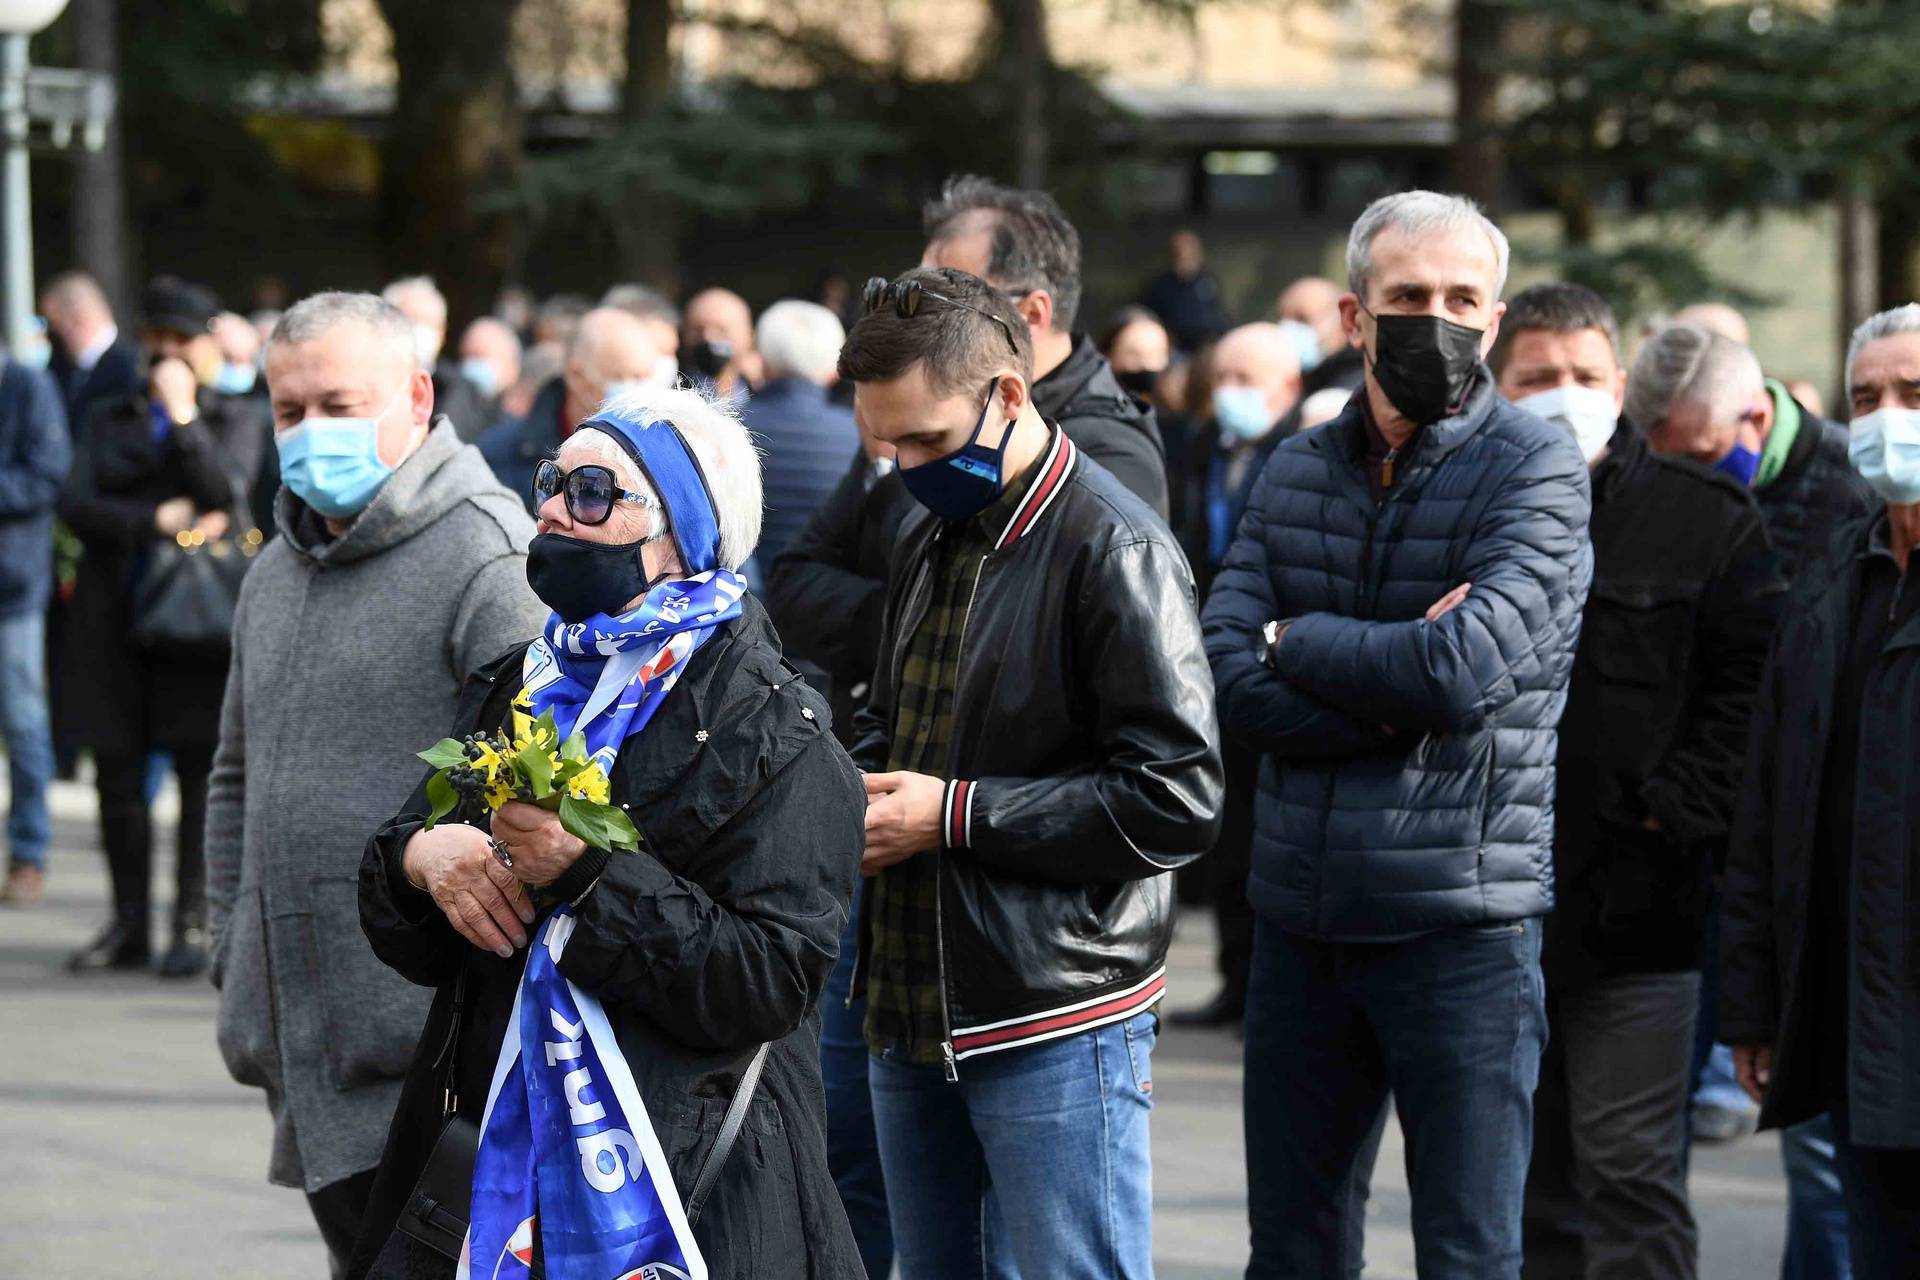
top-left (1201, 370), bottom-right (1593, 941)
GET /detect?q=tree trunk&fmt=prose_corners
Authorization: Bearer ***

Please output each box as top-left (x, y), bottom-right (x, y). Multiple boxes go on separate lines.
top-left (1009, 0), bottom-right (1049, 189)
top-left (1874, 188), bottom-right (1919, 314)
top-left (1448, 0), bottom-right (1505, 214)
top-left (67, 0), bottom-right (131, 316)
top-left (617, 0), bottom-right (677, 291)
top-left (1839, 183), bottom-right (1878, 399)
top-left (374, 0), bottom-right (524, 331)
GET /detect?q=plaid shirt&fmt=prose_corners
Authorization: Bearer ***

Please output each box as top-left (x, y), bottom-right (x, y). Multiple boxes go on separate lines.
top-left (864, 453), bottom-right (1044, 1064)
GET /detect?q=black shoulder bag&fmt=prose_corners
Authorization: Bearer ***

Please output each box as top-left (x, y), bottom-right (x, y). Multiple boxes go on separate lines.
top-left (394, 964), bottom-right (771, 1271)
top-left (130, 477), bottom-right (263, 661)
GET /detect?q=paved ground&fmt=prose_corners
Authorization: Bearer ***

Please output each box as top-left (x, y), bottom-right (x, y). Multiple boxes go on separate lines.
top-left (3, 779), bottom-right (1790, 1278)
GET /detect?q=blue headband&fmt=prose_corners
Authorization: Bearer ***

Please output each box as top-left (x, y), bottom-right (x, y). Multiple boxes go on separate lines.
top-left (582, 414), bottom-right (723, 574)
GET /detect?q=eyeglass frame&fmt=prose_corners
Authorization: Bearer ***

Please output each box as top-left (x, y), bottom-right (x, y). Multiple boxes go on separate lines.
top-left (531, 458), bottom-right (656, 527)
top-left (861, 275), bottom-right (1024, 360)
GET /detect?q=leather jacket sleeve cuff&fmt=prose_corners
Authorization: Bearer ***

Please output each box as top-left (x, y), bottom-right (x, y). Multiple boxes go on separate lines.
top-left (942, 779), bottom-right (976, 850)
top-left (548, 844), bottom-right (613, 904)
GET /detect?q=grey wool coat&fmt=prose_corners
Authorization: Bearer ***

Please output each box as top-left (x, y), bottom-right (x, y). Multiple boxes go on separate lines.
top-left (206, 420), bottom-right (549, 1192)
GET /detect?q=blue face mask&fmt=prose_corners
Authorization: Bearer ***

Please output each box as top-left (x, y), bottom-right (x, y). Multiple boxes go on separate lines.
top-left (1848, 407), bottom-right (1920, 504)
top-left (1213, 385), bottom-right (1275, 442)
top-left (214, 362), bottom-right (256, 396)
top-left (276, 389), bottom-right (410, 520)
top-left (1715, 439), bottom-right (1761, 487)
top-left (1277, 318), bottom-right (1323, 375)
top-left (899, 382), bottom-right (1013, 522)
top-left (459, 355), bottom-right (500, 400)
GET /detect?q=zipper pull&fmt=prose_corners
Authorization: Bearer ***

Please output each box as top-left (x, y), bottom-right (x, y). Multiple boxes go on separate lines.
top-left (1382, 447), bottom-right (1399, 489)
top-left (941, 1041), bottom-right (959, 1083)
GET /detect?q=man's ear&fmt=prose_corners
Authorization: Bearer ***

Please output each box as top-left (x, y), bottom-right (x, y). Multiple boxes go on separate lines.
top-left (1016, 290), bottom-right (1054, 336)
top-left (1338, 294), bottom-right (1367, 352)
top-left (1479, 301), bottom-right (1507, 358)
top-left (996, 372), bottom-right (1030, 421)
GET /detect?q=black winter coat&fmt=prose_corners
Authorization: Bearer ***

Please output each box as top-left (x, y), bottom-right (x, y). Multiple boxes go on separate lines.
top-left (1034, 335), bottom-right (1170, 519)
top-left (1202, 371), bottom-right (1593, 940)
top-left (55, 387), bottom-right (265, 754)
top-left (849, 429), bottom-right (1223, 1068)
top-left (352, 599), bottom-right (865, 1278)
top-left (1544, 421), bottom-right (1783, 988)
top-left (764, 450), bottom-right (911, 745)
top-left (1720, 510), bottom-right (1920, 1148)
top-left (1756, 401), bottom-right (1876, 582)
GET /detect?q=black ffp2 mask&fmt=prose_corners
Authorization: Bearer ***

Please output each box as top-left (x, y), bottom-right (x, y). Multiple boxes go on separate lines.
top-left (526, 531), bottom-right (666, 623)
top-left (1365, 309), bottom-right (1484, 426)
top-left (686, 340), bottom-right (734, 380)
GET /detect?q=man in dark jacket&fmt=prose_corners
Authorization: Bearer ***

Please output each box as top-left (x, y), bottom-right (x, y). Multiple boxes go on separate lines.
top-left (0, 357), bottom-right (70, 907)
top-left (921, 174), bottom-right (1170, 517)
top-left (1492, 284), bottom-right (1784, 1278)
top-left (40, 270), bottom-right (138, 432)
top-left (842, 267), bottom-right (1222, 1275)
top-left (742, 300), bottom-right (859, 571)
top-left (1722, 304), bottom-right (1920, 1279)
top-left (1203, 192), bottom-right (1592, 1277)
top-left (1142, 228), bottom-right (1230, 353)
top-left (382, 276), bottom-right (492, 442)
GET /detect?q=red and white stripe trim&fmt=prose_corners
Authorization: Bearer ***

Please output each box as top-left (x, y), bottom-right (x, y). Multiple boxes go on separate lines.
top-left (942, 779), bottom-right (975, 850)
top-left (949, 965), bottom-right (1167, 1061)
top-left (992, 429), bottom-right (1078, 551)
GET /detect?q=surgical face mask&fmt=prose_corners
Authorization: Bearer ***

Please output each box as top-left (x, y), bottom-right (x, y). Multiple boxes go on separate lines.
top-left (603, 379), bottom-right (650, 405)
top-left (1715, 440), bottom-right (1761, 488)
top-left (1848, 407), bottom-right (1920, 504)
top-left (214, 362), bottom-right (257, 397)
top-left (276, 388), bottom-right (409, 520)
top-left (412, 324), bottom-right (442, 368)
top-left (17, 337), bottom-right (51, 371)
top-left (899, 382), bottom-right (1014, 521)
top-left (1515, 383), bottom-right (1618, 464)
top-left (1364, 307), bottom-right (1484, 426)
top-left (459, 355), bottom-right (499, 400)
top-left (1213, 385), bottom-right (1276, 442)
top-left (1278, 318), bottom-right (1324, 375)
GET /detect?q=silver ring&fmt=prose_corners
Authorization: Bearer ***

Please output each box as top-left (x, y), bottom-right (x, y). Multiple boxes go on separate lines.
top-left (489, 838), bottom-right (514, 870)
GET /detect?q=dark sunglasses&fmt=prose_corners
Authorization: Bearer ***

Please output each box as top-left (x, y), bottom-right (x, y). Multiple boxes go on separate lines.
top-left (532, 459), bottom-right (653, 527)
top-left (862, 276), bottom-right (1022, 359)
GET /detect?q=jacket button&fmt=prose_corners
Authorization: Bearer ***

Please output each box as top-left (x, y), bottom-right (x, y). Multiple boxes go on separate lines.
top-left (695, 729), bottom-right (709, 743)
top-left (771, 683), bottom-right (781, 691)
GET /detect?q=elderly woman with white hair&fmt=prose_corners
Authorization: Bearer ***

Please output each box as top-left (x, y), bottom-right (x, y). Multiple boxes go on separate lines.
top-left (352, 385), bottom-right (866, 1279)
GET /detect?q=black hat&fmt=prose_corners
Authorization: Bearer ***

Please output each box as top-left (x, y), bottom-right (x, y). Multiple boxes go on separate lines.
top-left (142, 276), bottom-right (219, 337)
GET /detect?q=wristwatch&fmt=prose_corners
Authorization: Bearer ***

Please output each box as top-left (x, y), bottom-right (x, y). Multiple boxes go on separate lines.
top-left (1259, 619), bottom-right (1282, 667)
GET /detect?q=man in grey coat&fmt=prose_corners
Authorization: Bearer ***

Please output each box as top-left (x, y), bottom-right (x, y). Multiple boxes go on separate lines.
top-left (205, 291), bottom-right (547, 1277)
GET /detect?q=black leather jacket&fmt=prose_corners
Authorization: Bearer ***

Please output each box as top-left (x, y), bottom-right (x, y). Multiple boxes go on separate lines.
top-left (849, 428), bottom-right (1223, 1073)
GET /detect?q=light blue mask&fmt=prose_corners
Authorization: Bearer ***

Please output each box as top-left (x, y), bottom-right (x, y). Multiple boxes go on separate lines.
top-left (1278, 318), bottom-right (1323, 375)
top-left (459, 355), bottom-right (499, 399)
top-left (1213, 385), bottom-right (1275, 442)
top-left (1849, 408), bottom-right (1920, 504)
top-left (214, 362), bottom-right (257, 396)
top-left (277, 389), bottom-right (408, 520)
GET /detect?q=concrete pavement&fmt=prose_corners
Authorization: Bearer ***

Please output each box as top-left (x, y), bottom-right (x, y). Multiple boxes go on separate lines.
top-left (2, 779), bottom-right (1790, 1277)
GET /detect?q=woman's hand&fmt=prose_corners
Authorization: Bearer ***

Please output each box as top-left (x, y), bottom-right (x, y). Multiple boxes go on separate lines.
top-left (491, 801), bottom-right (589, 889)
top-left (402, 823), bottom-right (535, 957)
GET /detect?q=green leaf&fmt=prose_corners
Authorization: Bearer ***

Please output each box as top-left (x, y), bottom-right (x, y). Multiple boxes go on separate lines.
top-left (599, 806), bottom-right (641, 852)
top-left (560, 732), bottom-right (588, 765)
top-left (417, 738), bottom-right (468, 770)
top-left (518, 745), bottom-right (554, 799)
top-left (424, 771), bottom-right (458, 830)
top-left (559, 796), bottom-right (641, 853)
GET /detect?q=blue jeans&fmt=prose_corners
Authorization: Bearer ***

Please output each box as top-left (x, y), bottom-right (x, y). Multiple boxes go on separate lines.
top-left (1245, 917), bottom-right (1547, 1279)
top-left (1781, 1115), bottom-right (1851, 1280)
top-left (869, 1013), bottom-right (1157, 1279)
top-left (821, 881), bottom-right (892, 1279)
top-left (0, 612), bottom-right (53, 870)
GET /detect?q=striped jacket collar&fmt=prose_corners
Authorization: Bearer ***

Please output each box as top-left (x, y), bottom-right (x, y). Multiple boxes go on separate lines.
top-left (990, 425), bottom-right (1078, 552)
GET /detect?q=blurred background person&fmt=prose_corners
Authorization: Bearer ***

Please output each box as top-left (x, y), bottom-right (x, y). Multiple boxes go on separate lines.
top-left (1298, 386), bottom-right (1351, 431)
top-left (529, 291), bottom-right (591, 360)
top-left (1278, 274), bottom-right (1365, 398)
top-left (1098, 304), bottom-right (1173, 404)
top-left (682, 286), bottom-right (760, 402)
top-left (601, 282), bottom-right (683, 388)
top-left (455, 316), bottom-right (522, 430)
top-left (381, 276), bottom-right (489, 441)
top-left (498, 341), bottom-right (562, 423)
top-left (57, 277), bottom-right (264, 978)
top-left (742, 300), bottom-right (857, 574)
top-left (211, 312), bottom-right (278, 529)
top-left (1142, 228), bottom-right (1229, 354)
top-left (40, 270), bottom-right (138, 433)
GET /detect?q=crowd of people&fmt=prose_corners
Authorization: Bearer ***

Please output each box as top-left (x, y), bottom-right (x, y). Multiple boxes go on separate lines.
top-left (1, 174), bottom-right (1917, 1280)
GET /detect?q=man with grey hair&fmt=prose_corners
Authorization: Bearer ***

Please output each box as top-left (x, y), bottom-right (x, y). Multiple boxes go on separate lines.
top-left (205, 289), bottom-right (546, 1276)
top-left (742, 300), bottom-right (858, 573)
top-left (1722, 302), bottom-right (1920, 1279)
top-left (1203, 190), bottom-right (1592, 1275)
top-left (382, 275), bottom-right (491, 442)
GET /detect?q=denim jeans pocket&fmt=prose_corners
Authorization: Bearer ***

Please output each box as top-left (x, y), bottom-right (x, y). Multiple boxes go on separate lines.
top-left (1122, 1013), bottom-right (1157, 1103)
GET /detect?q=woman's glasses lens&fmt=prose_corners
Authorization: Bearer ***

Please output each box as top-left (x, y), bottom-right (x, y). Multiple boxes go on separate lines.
top-left (532, 460), bottom-right (562, 506)
top-left (565, 466), bottom-right (617, 525)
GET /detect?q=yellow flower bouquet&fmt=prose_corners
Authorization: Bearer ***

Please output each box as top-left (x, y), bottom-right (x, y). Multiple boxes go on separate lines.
top-left (416, 692), bottom-right (641, 852)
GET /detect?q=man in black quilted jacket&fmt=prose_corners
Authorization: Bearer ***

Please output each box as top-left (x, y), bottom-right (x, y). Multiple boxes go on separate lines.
top-left (1202, 191), bottom-right (1593, 1278)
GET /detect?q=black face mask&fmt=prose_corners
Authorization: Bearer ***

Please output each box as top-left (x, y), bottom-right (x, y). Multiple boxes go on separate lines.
top-left (685, 340), bottom-right (734, 379)
top-left (1114, 368), bottom-right (1160, 399)
top-left (526, 531), bottom-right (667, 624)
top-left (1364, 309), bottom-right (1484, 426)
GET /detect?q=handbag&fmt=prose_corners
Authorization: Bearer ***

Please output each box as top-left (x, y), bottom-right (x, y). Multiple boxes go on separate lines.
top-left (129, 481), bottom-right (262, 660)
top-left (394, 964), bottom-right (771, 1268)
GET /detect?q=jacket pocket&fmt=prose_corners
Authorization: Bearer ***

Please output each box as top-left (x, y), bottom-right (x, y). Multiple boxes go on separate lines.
top-left (215, 886), bottom-right (280, 1091)
top-left (1580, 580), bottom-right (1696, 689)
top-left (309, 874), bottom-right (434, 1092)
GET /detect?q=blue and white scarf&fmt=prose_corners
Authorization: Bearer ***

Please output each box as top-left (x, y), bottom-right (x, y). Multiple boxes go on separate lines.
top-left (462, 908), bottom-right (703, 1280)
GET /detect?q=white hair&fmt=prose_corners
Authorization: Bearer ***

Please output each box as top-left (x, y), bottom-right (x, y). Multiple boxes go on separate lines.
top-left (1346, 190), bottom-right (1511, 301)
top-left (271, 290), bottom-right (418, 370)
top-left (755, 300), bottom-right (846, 385)
top-left (1624, 320), bottom-right (1763, 429)
top-left (584, 383), bottom-right (763, 572)
top-left (382, 275), bottom-right (447, 329)
top-left (1847, 303), bottom-right (1920, 392)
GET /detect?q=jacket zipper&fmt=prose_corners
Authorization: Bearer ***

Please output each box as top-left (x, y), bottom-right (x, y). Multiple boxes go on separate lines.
top-left (934, 552), bottom-right (990, 1083)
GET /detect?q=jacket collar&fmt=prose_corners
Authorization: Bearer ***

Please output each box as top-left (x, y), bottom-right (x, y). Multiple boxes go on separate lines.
top-left (992, 425), bottom-right (1077, 551)
top-left (1591, 416), bottom-right (1646, 501)
top-left (1333, 364), bottom-right (1498, 470)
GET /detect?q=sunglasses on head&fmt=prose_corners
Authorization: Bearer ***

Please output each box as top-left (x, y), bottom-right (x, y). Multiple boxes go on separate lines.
top-left (862, 276), bottom-right (1022, 359)
top-left (532, 459), bottom-right (653, 527)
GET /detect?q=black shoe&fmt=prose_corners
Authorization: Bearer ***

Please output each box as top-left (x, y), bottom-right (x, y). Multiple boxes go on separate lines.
top-left (1170, 987), bottom-right (1246, 1028)
top-left (67, 921), bottom-right (152, 973)
top-left (157, 928), bottom-right (209, 979)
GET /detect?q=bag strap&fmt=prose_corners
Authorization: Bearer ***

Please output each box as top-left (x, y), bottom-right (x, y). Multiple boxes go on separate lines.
top-left (435, 962), bottom-right (470, 1118)
top-left (683, 1041), bottom-right (771, 1226)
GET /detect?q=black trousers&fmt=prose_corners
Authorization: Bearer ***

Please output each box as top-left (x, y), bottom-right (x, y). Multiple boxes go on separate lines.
top-left (1207, 744), bottom-right (1258, 1003)
top-left (94, 746), bottom-right (212, 944)
top-left (1831, 1108), bottom-right (1920, 1280)
top-left (308, 1168), bottom-right (378, 1280)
